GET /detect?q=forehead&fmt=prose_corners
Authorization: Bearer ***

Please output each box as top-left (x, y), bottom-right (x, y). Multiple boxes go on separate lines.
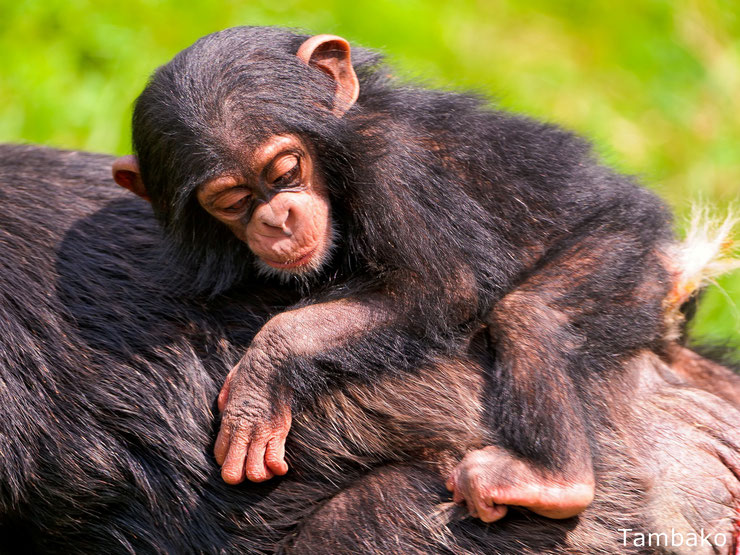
top-left (249, 134), bottom-right (304, 167)
top-left (198, 133), bottom-right (305, 197)
top-left (231, 132), bottom-right (306, 174)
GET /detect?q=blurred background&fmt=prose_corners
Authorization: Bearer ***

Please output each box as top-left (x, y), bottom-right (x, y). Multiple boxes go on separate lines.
top-left (0, 0), bottom-right (738, 345)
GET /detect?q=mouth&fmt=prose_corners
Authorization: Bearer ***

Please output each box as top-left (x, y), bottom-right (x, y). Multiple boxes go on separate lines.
top-left (262, 247), bottom-right (318, 270)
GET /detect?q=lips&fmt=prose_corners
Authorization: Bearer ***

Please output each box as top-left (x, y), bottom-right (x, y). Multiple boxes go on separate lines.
top-left (262, 247), bottom-right (317, 270)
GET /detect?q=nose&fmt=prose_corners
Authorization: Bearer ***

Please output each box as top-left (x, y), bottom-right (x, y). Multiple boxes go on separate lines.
top-left (254, 200), bottom-right (292, 235)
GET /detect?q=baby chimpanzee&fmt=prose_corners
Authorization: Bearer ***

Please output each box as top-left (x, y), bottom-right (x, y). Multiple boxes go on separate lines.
top-left (114, 27), bottom-right (672, 521)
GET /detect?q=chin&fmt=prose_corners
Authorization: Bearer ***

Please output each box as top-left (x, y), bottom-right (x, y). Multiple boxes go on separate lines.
top-left (254, 225), bottom-right (337, 285)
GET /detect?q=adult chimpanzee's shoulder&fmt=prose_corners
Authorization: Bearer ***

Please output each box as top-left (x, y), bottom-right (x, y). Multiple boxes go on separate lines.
top-left (0, 144), bottom-right (114, 186)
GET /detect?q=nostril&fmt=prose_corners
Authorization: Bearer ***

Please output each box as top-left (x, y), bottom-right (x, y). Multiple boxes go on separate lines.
top-left (257, 218), bottom-right (292, 237)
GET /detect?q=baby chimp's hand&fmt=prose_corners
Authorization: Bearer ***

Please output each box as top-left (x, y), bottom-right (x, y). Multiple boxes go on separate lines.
top-left (214, 350), bottom-right (292, 484)
top-left (446, 446), bottom-right (594, 522)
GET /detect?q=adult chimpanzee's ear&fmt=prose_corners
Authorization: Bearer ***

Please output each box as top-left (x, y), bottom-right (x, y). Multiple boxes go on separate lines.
top-left (112, 155), bottom-right (150, 201)
top-left (296, 34), bottom-right (360, 117)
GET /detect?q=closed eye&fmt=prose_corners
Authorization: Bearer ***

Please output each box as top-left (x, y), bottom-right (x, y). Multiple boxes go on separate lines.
top-left (272, 158), bottom-right (300, 188)
top-left (221, 193), bottom-right (251, 214)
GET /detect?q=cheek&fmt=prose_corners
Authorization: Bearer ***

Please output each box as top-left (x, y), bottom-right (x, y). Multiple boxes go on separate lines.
top-left (227, 222), bottom-right (251, 245)
top-left (291, 194), bottom-right (331, 243)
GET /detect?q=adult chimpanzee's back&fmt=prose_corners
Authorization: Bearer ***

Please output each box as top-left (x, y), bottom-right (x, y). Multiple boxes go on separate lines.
top-left (0, 144), bottom-right (738, 553)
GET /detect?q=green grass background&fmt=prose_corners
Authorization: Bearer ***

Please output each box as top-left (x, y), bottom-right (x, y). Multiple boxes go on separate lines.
top-left (1, 0), bottom-right (738, 344)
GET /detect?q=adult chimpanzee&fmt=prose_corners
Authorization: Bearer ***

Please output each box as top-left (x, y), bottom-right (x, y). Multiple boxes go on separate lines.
top-left (113, 26), bottom-right (674, 521)
top-left (1, 144), bottom-right (739, 553)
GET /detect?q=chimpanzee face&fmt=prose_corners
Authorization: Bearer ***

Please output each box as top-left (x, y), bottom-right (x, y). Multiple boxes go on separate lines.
top-left (113, 33), bottom-right (359, 282)
top-left (196, 134), bottom-right (335, 278)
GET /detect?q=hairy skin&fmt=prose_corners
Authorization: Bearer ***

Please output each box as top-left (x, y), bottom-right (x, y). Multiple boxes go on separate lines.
top-left (114, 27), bottom-right (677, 522)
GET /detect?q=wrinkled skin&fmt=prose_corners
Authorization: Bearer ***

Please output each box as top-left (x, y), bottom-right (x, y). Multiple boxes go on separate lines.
top-left (446, 446), bottom-right (595, 522)
top-left (214, 350), bottom-right (292, 483)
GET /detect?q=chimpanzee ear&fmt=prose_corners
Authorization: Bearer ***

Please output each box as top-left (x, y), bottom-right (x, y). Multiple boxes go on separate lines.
top-left (112, 155), bottom-right (150, 201)
top-left (296, 34), bottom-right (360, 117)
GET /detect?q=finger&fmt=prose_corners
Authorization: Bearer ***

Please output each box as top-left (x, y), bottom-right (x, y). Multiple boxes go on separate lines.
top-left (217, 368), bottom-right (237, 413)
top-left (265, 436), bottom-right (289, 476)
top-left (221, 432), bottom-right (250, 485)
top-left (445, 473), bottom-right (456, 492)
top-left (471, 488), bottom-right (493, 521)
top-left (478, 503), bottom-right (508, 523)
top-left (452, 487), bottom-right (465, 504)
top-left (472, 487), bottom-right (508, 523)
top-left (245, 437), bottom-right (273, 482)
top-left (214, 425), bottom-right (231, 465)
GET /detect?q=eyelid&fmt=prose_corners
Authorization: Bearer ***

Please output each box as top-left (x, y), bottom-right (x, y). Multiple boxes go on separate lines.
top-left (215, 189), bottom-right (251, 212)
top-left (268, 153), bottom-right (301, 183)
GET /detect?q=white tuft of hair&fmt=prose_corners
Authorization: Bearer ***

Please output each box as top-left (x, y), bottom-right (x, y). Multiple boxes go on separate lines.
top-left (663, 206), bottom-right (740, 338)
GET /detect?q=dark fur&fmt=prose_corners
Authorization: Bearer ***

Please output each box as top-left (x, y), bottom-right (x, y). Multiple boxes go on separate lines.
top-left (131, 26), bottom-right (672, 474)
top-left (0, 145), bottom-right (738, 553)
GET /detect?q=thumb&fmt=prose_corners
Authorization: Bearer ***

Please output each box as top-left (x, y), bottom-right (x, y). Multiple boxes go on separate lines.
top-left (217, 367), bottom-right (237, 412)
